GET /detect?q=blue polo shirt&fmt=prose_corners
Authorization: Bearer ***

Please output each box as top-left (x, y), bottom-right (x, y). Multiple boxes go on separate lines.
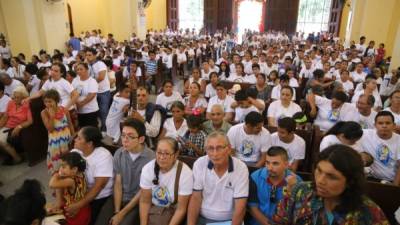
top-left (248, 168), bottom-right (302, 225)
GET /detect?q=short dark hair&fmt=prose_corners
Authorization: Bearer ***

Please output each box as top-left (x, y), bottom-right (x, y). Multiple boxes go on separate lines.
top-left (187, 115), bottom-right (203, 129)
top-left (25, 63), bottom-right (38, 75)
top-left (43, 89), bottom-right (61, 103)
top-left (246, 88), bottom-right (258, 99)
top-left (0, 82), bottom-right (4, 92)
top-left (331, 91), bottom-right (348, 103)
top-left (277, 117), bottom-right (296, 133)
top-left (359, 94), bottom-right (375, 106)
top-left (325, 121), bottom-right (363, 141)
top-left (375, 110), bottom-right (395, 123)
top-left (85, 48), bottom-right (97, 55)
top-left (313, 69), bottom-right (325, 79)
top-left (267, 146), bottom-right (288, 161)
top-left (245, 111), bottom-right (264, 126)
top-left (252, 63), bottom-right (260, 69)
top-left (122, 118), bottom-right (146, 138)
top-left (315, 144), bottom-right (366, 213)
top-left (235, 89), bottom-right (247, 101)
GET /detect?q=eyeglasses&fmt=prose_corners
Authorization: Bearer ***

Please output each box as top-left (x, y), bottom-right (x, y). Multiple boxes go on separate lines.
top-left (156, 151), bottom-right (175, 158)
top-left (205, 145), bottom-right (227, 152)
top-left (270, 186), bottom-right (277, 203)
top-left (121, 133), bottom-right (139, 140)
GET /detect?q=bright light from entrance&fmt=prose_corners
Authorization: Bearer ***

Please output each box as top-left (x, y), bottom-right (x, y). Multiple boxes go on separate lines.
top-left (238, 0), bottom-right (263, 43)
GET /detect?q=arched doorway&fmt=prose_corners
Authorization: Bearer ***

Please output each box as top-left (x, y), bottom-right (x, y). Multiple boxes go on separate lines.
top-left (234, 0), bottom-right (266, 43)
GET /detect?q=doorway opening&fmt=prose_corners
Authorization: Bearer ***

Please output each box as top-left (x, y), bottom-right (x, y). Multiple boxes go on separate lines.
top-left (237, 0), bottom-right (263, 43)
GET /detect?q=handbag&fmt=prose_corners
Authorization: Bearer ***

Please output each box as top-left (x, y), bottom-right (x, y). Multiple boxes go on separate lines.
top-left (148, 161), bottom-right (183, 225)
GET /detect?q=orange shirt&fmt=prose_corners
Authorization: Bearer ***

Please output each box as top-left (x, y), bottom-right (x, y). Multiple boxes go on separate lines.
top-left (5, 101), bottom-right (32, 128)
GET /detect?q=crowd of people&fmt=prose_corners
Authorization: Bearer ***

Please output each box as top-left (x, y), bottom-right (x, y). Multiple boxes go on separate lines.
top-left (0, 27), bottom-right (399, 225)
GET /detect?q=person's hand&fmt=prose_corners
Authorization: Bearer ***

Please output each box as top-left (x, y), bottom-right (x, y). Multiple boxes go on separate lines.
top-left (286, 174), bottom-right (297, 194)
top-left (130, 110), bottom-right (145, 123)
top-left (21, 97), bottom-right (30, 104)
top-left (65, 202), bottom-right (81, 218)
top-left (47, 107), bottom-right (56, 119)
top-left (11, 126), bottom-right (22, 137)
top-left (75, 101), bottom-right (83, 109)
top-left (185, 141), bottom-right (195, 149)
top-left (109, 212), bottom-right (125, 225)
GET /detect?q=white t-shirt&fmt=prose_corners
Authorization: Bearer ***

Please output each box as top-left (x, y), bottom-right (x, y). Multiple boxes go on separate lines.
top-left (0, 94), bottom-right (11, 113)
top-left (234, 105), bottom-right (259, 123)
top-left (314, 95), bottom-right (358, 131)
top-left (384, 107), bottom-right (400, 126)
top-left (267, 100), bottom-right (301, 125)
top-left (360, 129), bottom-right (400, 181)
top-left (106, 95), bottom-right (130, 141)
top-left (28, 75), bottom-right (41, 96)
top-left (122, 66), bottom-right (142, 78)
top-left (37, 61), bottom-right (52, 69)
top-left (72, 77), bottom-right (99, 114)
top-left (227, 123), bottom-right (271, 163)
top-left (356, 110), bottom-right (377, 129)
top-left (352, 91), bottom-right (382, 109)
top-left (155, 91), bottom-right (184, 112)
top-left (205, 84), bottom-right (217, 98)
top-left (163, 118), bottom-right (188, 139)
top-left (89, 61), bottom-right (110, 93)
top-left (192, 155), bottom-right (249, 221)
top-left (243, 74), bottom-right (257, 84)
top-left (298, 67), bottom-right (315, 79)
top-left (72, 147), bottom-right (114, 199)
top-left (140, 160), bottom-right (193, 207)
top-left (337, 80), bottom-right (354, 94)
top-left (319, 134), bottom-right (362, 152)
top-left (270, 133), bottom-right (305, 164)
top-left (271, 85), bottom-right (296, 101)
top-left (4, 79), bottom-right (24, 96)
top-left (350, 71), bottom-right (366, 83)
top-left (41, 78), bottom-right (74, 109)
top-left (207, 95), bottom-right (235, 113)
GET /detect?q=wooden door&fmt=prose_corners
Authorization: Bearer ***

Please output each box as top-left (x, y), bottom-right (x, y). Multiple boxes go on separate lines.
top-left (167, 0), bottom-right (179, 30)
top-left (328, 0), bottom-right (343, 36)
top-left (264, 0), bottom-right (300, 35)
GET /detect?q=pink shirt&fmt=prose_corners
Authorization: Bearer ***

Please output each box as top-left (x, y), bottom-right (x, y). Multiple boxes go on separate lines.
top-left (5, 101), bottom-right (32, 128)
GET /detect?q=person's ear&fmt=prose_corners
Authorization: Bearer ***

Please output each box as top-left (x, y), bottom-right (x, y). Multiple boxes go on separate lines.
top-left (139, 136), bottom-right (146, 144)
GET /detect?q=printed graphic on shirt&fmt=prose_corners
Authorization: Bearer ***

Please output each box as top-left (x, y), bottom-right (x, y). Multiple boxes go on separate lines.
top-left (152, 186), bottom-right (172, 206)
top-left (240, 140), bottom-right (255, 157)
top-left (328, 109), bottom-right (340, 122)
top-left (376, 144), bottom-right (393, 166)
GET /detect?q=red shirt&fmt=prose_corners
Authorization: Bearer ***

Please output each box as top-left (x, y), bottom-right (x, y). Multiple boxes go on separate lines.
top-left (5, 101), bottom-right (32, 128)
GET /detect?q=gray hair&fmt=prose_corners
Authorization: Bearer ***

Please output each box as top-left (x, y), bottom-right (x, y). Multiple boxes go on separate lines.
top-left (205, 131), bottom-right (230, 147)
top-left (359, 94), bottom-right (375, 107)
top-left (13, 86), bottom-right (29, 98)
top-left (211, 104), bottom-right (225, 113)
top-left (0, 72), bottom-right (11, 80)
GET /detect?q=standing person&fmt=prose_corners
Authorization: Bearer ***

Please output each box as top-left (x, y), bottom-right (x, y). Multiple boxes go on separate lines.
top-left (273, 145), bottom-right (389, 224)
top-left (72, 62), bottom-right (99, 128)
top-left (41, 90), bottom-right (74, 174)
top-left (86, 48), bottom-right (111, 132)
top-left (48, 152), bottom-right (91, 225)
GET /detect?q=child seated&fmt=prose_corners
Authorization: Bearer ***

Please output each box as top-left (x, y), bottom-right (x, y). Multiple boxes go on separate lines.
top-left (48, 152), bottom-right (90, 225)
top-left (178, 115), bottom-right (207, 157)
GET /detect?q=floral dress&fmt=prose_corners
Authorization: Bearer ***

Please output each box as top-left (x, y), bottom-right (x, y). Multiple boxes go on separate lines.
top-left (47, 107), bottom-right (71, 174)
top-left (272, 182), bottom-right (389, 225)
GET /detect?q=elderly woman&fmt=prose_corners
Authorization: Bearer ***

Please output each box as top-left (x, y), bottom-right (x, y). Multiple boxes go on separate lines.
top-left (139, 137), bottom-right (193, 225)
top-left (0, 86), bottom-right (32, 165)
top-left (273, 144), bottom-right (389, 224)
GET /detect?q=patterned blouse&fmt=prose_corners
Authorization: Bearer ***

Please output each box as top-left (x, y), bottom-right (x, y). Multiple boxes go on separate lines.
top-left (63, 173), bottom-right (87, 206)
top-left (272, 182), bottom-right (389, 225)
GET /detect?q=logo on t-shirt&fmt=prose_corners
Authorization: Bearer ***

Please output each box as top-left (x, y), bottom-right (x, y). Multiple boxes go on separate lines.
top-left (152, 186), bottom-right (172, 206)
top-left (328, 109), bottom-right (340, 122)
top-left (240, 140), bottom-right (255, 158)
top-left (376, 144), bottom-right (393, 166)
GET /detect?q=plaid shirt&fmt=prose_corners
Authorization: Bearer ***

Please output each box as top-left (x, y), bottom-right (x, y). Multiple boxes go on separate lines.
top-left (182, 130), bottom-right (207, 157)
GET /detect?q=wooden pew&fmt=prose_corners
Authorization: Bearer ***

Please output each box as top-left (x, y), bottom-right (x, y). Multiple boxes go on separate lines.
top-left (20, 97), bottom-right (48, 166)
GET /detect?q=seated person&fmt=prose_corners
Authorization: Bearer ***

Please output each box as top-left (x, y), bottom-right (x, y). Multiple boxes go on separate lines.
top-left (352, 75), bottom-right (382, 110)
top-left (248, 146), bottom-right (302, 225)
top-left (233, 89), bottom-right (264, 123)
top-left (180, 115), bottom-right (207, 157)
top-left (206, 82), bottom-right (234, 122)
top-left (96, 119), bottom-right (155, 225)
top-left (0, 86), bottom-right (32, 165)
top-left (307, 91), bottom-right (357, 131)
top-left (355, 94), bottom-right (377, 129)
top-left (270, 117), bottom-right (305, 171)
top-left (0, 179), bottom-right (46, 225)
top-left (271, 75), bottom-right (296, 101)
top-left (267, 85), bottom-right (301, 127)
top-left (227, 112), bottom-right (271, 168)
top-left (155, 80), bottom-right (184, 116)
top-left (359, 111), bottom-right (400, 186)
top-left (320, 121), bottom-right (363, 152)
top-left (383, 90), bottom-right (400, 133)
top-left (184, 82), bottom-right (207, 116)
top-left (159, 101), bottom-right (188, 139)
top-left (203, 104), bottom-right (232, 135)
top-left (187, 132), bottom-right (249, 225)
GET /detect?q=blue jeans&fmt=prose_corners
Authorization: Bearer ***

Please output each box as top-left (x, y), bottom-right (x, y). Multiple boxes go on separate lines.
top-left (97, 91), bottom-right (111, 131)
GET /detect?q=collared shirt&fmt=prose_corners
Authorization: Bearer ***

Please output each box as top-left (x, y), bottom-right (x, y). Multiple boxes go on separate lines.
top-left (248, 168), bottom-right (302, 224)
top-left (192, 155), bottom-right (249, 221)
top-left (273, 182), bottom-right (389, 225)
top-left (202, 120), bottom-right (232, 135)
top-left (113, 146), bottom-right (155, 202)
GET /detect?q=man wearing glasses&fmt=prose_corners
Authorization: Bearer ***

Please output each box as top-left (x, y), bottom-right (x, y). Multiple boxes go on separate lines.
top-left (187, 131), bottom-right (249, 225)
top-left (248, 146), bottom-right (301, 225)
top-left (96, 118), bottom-right (155, 225)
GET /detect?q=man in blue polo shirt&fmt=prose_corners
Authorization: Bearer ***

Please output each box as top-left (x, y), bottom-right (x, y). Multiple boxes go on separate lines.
top-left (248, 146), bottom-right (302, 225)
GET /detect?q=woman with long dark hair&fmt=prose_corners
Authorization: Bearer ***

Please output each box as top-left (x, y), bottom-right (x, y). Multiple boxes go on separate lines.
top-left (273, 144), bottom-right (389, 224)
